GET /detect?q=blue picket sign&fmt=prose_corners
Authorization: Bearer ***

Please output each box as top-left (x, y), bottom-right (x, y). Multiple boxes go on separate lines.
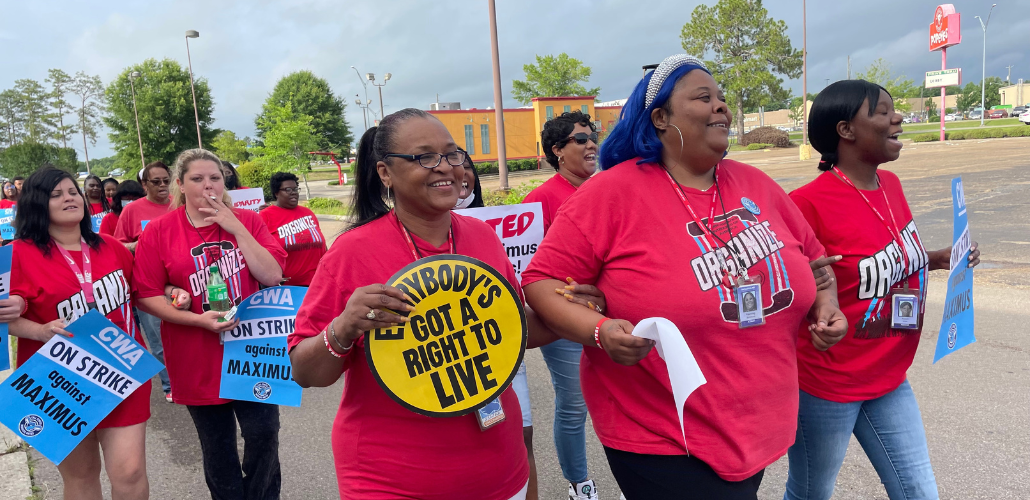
top-left (0, 208), bottom-right (15, 240)
top-left (0, 245), bottom-right (11, 371)
top-left (934, 177), bottom-right (976, 363)
top-left (90, 212), bottom-right (106, 233)
top-left (219, 286), bottom-right (306, 406)
top-left (0, 310), bottom-right (163, 463)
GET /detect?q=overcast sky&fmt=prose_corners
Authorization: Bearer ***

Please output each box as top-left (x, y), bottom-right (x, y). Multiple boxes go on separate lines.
top-left (2, 0), bottom-right (1027, 158)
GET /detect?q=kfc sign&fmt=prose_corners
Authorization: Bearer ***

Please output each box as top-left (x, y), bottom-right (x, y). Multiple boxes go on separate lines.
top-left (929, 4), bottom-right (961, 51)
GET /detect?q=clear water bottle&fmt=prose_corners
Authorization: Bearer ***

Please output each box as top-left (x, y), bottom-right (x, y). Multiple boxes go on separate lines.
top-left (206, 264), bottom-right (232, 321)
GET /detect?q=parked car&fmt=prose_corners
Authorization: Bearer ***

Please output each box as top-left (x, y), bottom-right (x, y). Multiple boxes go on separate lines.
top-left (987, 109), bottom-right (1009, 119)
top-left (110, 168), bottom-right (125, 177)
top-left (944, 113), bottom-right (962, 121)
top-left (1019, 110), bottom-right (1030, 125)
top-left (968, 109), bottom-right (984, 120)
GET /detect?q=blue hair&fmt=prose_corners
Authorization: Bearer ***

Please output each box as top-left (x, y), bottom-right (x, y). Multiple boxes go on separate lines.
top-left (599, 63), bottom-right (711, 170)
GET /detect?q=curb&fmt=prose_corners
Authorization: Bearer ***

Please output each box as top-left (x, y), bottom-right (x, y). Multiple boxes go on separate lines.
top-left (0, 369), bottom-right (32, 500)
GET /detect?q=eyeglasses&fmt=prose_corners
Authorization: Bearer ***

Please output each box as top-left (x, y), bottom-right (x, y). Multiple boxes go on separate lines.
top-left (279, 187), bottom-right (299, 194)
top-left (558, 132), bottom-right (599, 147)
top-left (384, 150), bottom-right (468, 169)
top-left (147, 179), bottom-right (171, 186)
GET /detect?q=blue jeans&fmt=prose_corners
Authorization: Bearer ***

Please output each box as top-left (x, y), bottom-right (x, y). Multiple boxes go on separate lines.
top-left (784, 380), bottom-right (939, 500)
top-left (136, 308), bottom-right (171, 394)
top-left (540, 338), bottom-right (589, 483)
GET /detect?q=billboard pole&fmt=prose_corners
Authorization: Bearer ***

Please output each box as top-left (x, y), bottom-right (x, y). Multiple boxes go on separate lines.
top-left (488, 0), bottom-right (509, 191)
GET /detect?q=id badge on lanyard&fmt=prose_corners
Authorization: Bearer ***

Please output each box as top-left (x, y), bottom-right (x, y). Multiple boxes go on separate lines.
top-left (475, 398), bottom-right (506, 430)
top-left (735, 275), bottom-right (766, 329)
top-left (890, 282), bottom-right (921, 330)
top-left (54, 238), bottom-right (97, 323)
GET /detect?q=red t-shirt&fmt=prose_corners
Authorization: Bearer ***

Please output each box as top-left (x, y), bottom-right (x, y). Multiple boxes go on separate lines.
top-left (132, 207), bottom-right (286, 405)
top-left (114, 197), bottom-right (171, 243)
top-left (259, 205), bottom-right (327, 286)
top-left (0, 200), bottom-right (16, 209)
top-left (99, 212), bottom-right (119, 236)
top-left (11, 235), bottom-right (151, 428)
top-left (522, 159), bottom-right (824, 481)
top-left (522, 173), bottom-right (578, 233)
top-left (790, 169), bottom-right (929, 403)
top-left (288, 212), bottom-right (529, 499)
top-left (89, 203), bottom-right (110, 232)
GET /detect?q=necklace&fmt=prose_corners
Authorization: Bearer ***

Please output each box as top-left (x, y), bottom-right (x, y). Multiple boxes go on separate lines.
top-left (186, 209), bottom-right (225, 264)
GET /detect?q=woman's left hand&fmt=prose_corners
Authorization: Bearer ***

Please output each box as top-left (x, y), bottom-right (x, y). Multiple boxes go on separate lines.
top-left (932, 241), bottom-right (981, 270)
top-left (556, 277), bottom-right (607, 314)
top-left (808, 302), bottom-right (847, 351)
top-left (198, 195), bottom-right (246, 235)
top-left (967, 242), bottom-right (981, 268)
top-left (0, 296), bottom-right (25, 323)
top-left (170, 288), bottom-right (192, 310)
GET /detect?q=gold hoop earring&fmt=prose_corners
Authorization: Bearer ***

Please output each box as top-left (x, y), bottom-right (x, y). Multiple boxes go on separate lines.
top-left (385, 185), bottom-right (394, 209)
top-left (670, 124), bottom-right (685, 159)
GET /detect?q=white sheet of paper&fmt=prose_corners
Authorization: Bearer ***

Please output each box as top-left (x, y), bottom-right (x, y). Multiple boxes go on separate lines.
top-left (631, 317), bottom-right (707, 449)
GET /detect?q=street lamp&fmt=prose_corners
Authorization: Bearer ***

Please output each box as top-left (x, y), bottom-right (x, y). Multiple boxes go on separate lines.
top-left (975, 4), bottom-right (997, 127)
top-left (367, 72), bottom-right (391, 118)
top-left (128, 71), bottom-right (146, 170)
top-left (354, 94), bottom-right (372, 132)
top-left (184, 29), bottom-right (203, 148)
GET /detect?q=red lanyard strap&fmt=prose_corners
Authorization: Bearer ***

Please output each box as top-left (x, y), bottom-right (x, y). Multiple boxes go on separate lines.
top-left (661, 167), bottom-right (719, 248)
top-left (394, 211), bottom-right (455, 261)
top-left (831, 167), bottom-right (910, 270)
top-left (53, 237), bottom-right (95, 307)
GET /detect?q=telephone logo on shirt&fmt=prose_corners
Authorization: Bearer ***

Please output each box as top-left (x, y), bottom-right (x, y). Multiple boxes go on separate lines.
top-left (686, 207), bottom-right (796, 324)
top-left (856, 221), bottom-right (928, 300)
top-left (55, 270), bottom-right (130, 322)
top-left (186, 241), bottom-right (247, 306)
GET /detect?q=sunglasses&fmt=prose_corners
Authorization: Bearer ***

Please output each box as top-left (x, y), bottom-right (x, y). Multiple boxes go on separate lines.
top-left (559, 132), bottom-right (599, 147)
top-left (147, 179), bottom-right (171, 186)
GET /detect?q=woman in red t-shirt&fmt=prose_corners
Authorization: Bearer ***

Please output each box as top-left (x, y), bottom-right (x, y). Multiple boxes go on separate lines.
top-left (783, 80), bottom-right (981, 500)
top-left (0, 180), bottom-right (19, 209)
top-left (259, 172), bottom-right (327, 286)
top-left (7, 167), bottom-right (153, 499)
top-left (84, 174), bottom-right (111, 233)
top-left (103, 177), bottom-right (119, 202)
top-left (100, 180), bottom-right (146, 236)
top-left (521, 55), bottom-right (847, 500)
top-left (288, 109), bottom-right (536, 500)
top-left (114, 161), bottom-right (173, 253)
top-left (133, 148), bottom-right (286, 499)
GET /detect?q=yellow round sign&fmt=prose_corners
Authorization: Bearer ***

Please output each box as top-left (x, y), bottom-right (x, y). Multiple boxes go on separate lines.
top-left (365, 255), bottom-right (527, 417)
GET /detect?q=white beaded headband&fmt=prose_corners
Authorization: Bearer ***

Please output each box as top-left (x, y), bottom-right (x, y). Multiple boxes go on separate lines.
top-left (644, 54), bottom-right (709, 109)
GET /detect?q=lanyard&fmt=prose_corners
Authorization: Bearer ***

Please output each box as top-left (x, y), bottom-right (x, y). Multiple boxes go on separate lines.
top-left (393, 211), bottom-right (455, 261)
top-left (53, 237), bottom-right (95, 307)
top-left (831, 167), bottom-right (910, 271)
top-left (661, 166), bottom-right (749, 282)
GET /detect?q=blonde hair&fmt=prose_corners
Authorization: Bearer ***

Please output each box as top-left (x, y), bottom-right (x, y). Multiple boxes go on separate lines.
top-left (171, 148), bottom-right (234, 209)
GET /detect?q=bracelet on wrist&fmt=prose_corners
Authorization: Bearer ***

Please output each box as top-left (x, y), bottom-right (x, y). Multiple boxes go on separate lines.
top-left (594, 317), bottom-right (610, 349)
top-left (323, 329), bottom-right (346, 358)
top-left (329, 319), bottom-right (352, 352)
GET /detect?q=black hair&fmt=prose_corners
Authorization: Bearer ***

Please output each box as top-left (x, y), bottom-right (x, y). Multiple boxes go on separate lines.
top-left (83, 174), bottom-right (111, 213)
top-left (15, 166), bottom-right (102, 255)
top-left (12, 176), bottom-right (24, 182)
top-left (102, 177), bottom-right (119, 189)
top-left (541, 111), bottom-right (596, 170)
top-left (270, 172), bottom-right (299, 197)
top-left (809, 79), bottom-right (890, 171)
top-left (351, 107), bottom-right (435, 228)
top-left (458, 148), bottom-right (484, 209)
top-left (141, 160), bottom-right (170, 183)
top-left (221, 161), bottom-right (241, 190)
top-left (111, 180), bottom-right (146, 216)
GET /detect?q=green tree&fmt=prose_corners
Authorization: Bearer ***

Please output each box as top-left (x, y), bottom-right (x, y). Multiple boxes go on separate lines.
top-left (0, 142), bottom-right (78, 178)
top-left (68, 72), bottom-right (106, 171)
top-left (256, 71), bottom-right (351, 152)
top-left (14, 79), bottom-right (55, 143)
top-left (104, 58), bottom-right (216, 178)
top-left (681, 0), bottom-right (803, 138)
top-left (253, 101), bottom-right (319, 199)
top-left (0, 89), bottom-right (24, 147)
top-left (210, 130), bottom-right (250, 164)
top-left (956, 77), bottom-right (1005, 111)
top-left (511, 53), bottom-right (601, 105)
top-left (788, 96), bottom-right (805, 126)
top-left (924, 98), bottom-right (938, 120)
top-left (46, 69), bottom-right (77, 148)
top-left (855, 58), bottom-right (918, 112)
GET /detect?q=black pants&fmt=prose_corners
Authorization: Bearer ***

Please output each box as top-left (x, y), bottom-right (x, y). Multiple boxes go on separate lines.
top-left (187, 401), bottom-right (282, 500)
top-left (604, 447), bottom-right (764, 500)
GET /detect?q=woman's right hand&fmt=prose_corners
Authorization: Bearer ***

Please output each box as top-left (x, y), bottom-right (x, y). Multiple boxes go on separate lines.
top-left (810, 255), bottom-right (841, 291)
top-left (337, 284), bottom-right (414, 345)
top-left (37, 318), bottom-right (73, 342)
top-left (194, 310), bottom-right (240, 333)
top-left (0, 296), bottom-right (25, 323)
top-left (598, 319), bottom-right (653, 366)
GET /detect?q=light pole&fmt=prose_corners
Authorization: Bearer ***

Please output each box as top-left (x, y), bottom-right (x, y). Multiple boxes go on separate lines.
top-left (801, 0), bottom-right (809, 149)
top-left (975, 4), bottom-right (996, 127)
top-left (129, 71), bottom-right (146, 170)
top-left (185, 30), bottom-right (203, 148)
top-left (354, 94), bottom-right (372, 132)
top-left (488, 0), bottom-right (510, 189)
top-left (367, 72), bottom-right (391, 119)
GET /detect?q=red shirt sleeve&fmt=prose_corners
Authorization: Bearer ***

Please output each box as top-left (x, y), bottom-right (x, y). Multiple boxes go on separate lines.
top-left (10, 241), bottom-right (42, 303)
top-left (132, 218), bottom-right (169, 299)
top-left (114, 205), bottom-right (134, 243)
top-left (521, 202), bottom-right (606, 287)
top-left (774, 187), bottom-right (825, 261)
top-left (99, 213), bottom-right (118, 236)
